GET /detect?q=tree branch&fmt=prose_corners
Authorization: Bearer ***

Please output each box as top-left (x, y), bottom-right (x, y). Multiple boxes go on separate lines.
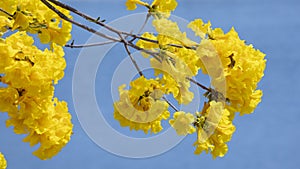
top-left (186, 77), bottom-right (211, 92)
top-left (65, 41), bottom-right (116, 48)
top-left (0, 8), bottom-right (13, 18)
top-left (43, 0), bottom-right (197, 50)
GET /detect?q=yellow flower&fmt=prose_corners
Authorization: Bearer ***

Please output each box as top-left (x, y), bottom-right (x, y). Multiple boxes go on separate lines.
top-left (194, 101), bottom-right (235, 158)
top-left (0, 152), bottom-right (7, 169)
top-left (0, 87), bottom-right (19, 114)
top-left (210, 28), bottom-right (266, 115)
top-left (150, 54), bottom-right (194, 105)
top-left (0, 16), bottom-right (12, 36)
top-left (0, 0), bottom-right (72, 46)
top-left (169, 111), bottom-right (196, 135)
top-left (150, 0), bottom-right (178, 17)
top-left (113, 76), bottom-right (170, 134)
top-left (6, 97), bottom-right (73, 160)
top-left (38, 21), bottom-right (72, 46)
top-left (136, 32), bottom-right (159, 58)
top-left (188, 19), bottom-right (212, 39)
top-left (0, 32), bottom-right (72, 160)
top-left (12, 11), bottom-right (29, 31)
top-left (125, 0), bottom-right (149, 10)
top-left (153, 18), bottom-right (196, 46)
top-left (152, 18), bottom-right (202, 77)
top-left (191, 19), bottom-right (266, 115)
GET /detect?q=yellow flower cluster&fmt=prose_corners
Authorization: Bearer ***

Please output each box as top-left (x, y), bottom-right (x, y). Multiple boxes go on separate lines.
top-left (194, 101), bottom-right (235, 158)
top-left (186, 19), bottom-right (265, 157)
top-left (150, 0), bottom-right (178, 17)
top-left (125, 0), bottom-right (177, 17)
top-left (125, 0), bottom-right (149, 10)
top-left (134, 17), bottom-right (265, 158)
top-left (0, 32), bottom-right (73, 160)
top-left (113, 76), bottom-right (170, 134)
top-left (0, 153), bottom-right (7, 169)
top-left (169, 111), bottom-right (196, 136)
top-left (189, 19), bottom-right (266, 115)
top-left (0, 0), bottom-right (73, 162)
top-left (0, 0), bottom-right (72, 45)
top-left (137, 19), bottom-right (202, 105)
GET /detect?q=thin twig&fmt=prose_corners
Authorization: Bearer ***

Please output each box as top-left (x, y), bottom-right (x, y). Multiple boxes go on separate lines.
top-left (118, 33), bottom-right (144, 77)
top-left (0, 8), bottom-right (13, 18)
top-left (162, 96), bottom-right (178, 112)
top-left (65, 41), bottom-right (116, 48)
top-left (129, 13), bottom-right (150, 43)
top-left (124, 43), bottom-right (143, 77)
top-left (187, 77), bottom-right (211, 92)
top-left (132, 34), bottom-right (197, 50)
top-left (127, 42), bottom-right (162, 62)
top-left (137, 13), bottom-right (151, 35)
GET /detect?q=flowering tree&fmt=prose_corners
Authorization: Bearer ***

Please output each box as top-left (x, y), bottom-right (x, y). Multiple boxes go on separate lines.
top-left (0, 0), bottom-right (266, 168)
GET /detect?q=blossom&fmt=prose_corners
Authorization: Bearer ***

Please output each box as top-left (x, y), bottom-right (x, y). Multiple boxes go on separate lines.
top-left (125, 0), bottom-right (178, 17)
top-left (0, 32), bottom-right (73, 160)
top-left (194, 101), bottom-right (235, 158)
top-left (169, 111), bottom-right (196, 135)
top-left (136, 32), bottom-right (159, 58)
top-left (210, 28), bottom-right (266, 115)
top-left (0, 153), bottom-right (7, 169)
top-left (12, 11), bottom-right (29, 31)
top-left (136, 32), bottom-right (159, 50)
top-left (150, 0), bottom-right (178, 17)
top-left (0, 0), bottom-right (72, 46)
top-left (153, 18), bottom-right (196, 46)
top-left (150, 55), bottom-right (195, 105)
top-left (191, 19), bottom-right (266, 115)
top-left (0, 16), bottom-right (12, 36)
top-left (113, 76), bottom-right (170, 134)
top-left (188, 19), bottom-right (212, 39)
top-left (125, 0), bottom-right (149, 10)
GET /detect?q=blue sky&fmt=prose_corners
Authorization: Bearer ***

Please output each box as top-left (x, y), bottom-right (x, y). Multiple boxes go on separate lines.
top-left (1, 0), bottom-right (299, 168)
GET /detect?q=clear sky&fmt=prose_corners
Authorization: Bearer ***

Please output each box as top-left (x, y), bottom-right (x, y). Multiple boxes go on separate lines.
top-left (0, 0), bottom-right (299, 168)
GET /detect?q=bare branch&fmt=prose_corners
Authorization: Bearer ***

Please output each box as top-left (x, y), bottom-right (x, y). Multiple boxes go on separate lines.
top-left (187, 77), bottom-right (211, 92)
top-left (65, 41), bottom-right (116, 48)
top-left (0, 8), bottom-right (13, 18)
top-left (163, 96), bottom-right (179, 112)
top-left (118, 33), bottom-right (144, 77)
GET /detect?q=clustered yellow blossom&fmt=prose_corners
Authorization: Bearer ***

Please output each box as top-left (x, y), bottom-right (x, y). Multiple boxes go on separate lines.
top-left (113, 76), bottom-right (170, 133)
top-left (187, 19), bottom-right (265, 157)
top-left (133, 15), bottom-right (265, 158)
top-left (126, 0), bottom-right (177, 17)
top-left (0, 32), bottom-right (73, 160)
top-left (125, 0), bottom-right (150, 10)
top-left (0, 0), bottom-right (266, 163)
top-left (189, 19), bottom-right (266, 115)
top-left (137, 18), bottom-right (202, 105)
top-left (0, 0), bottom-right (72, 45)
top-left (150, 0), bottom-right (178, 17)
top-left (0, 0), bottom-right (73, 161)
top-left (169, 111), bottom-right (196, 135)
top-left (0, 153), bottom-right (7, 169)
top-left (194, 101), bottom-right (235, 158)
